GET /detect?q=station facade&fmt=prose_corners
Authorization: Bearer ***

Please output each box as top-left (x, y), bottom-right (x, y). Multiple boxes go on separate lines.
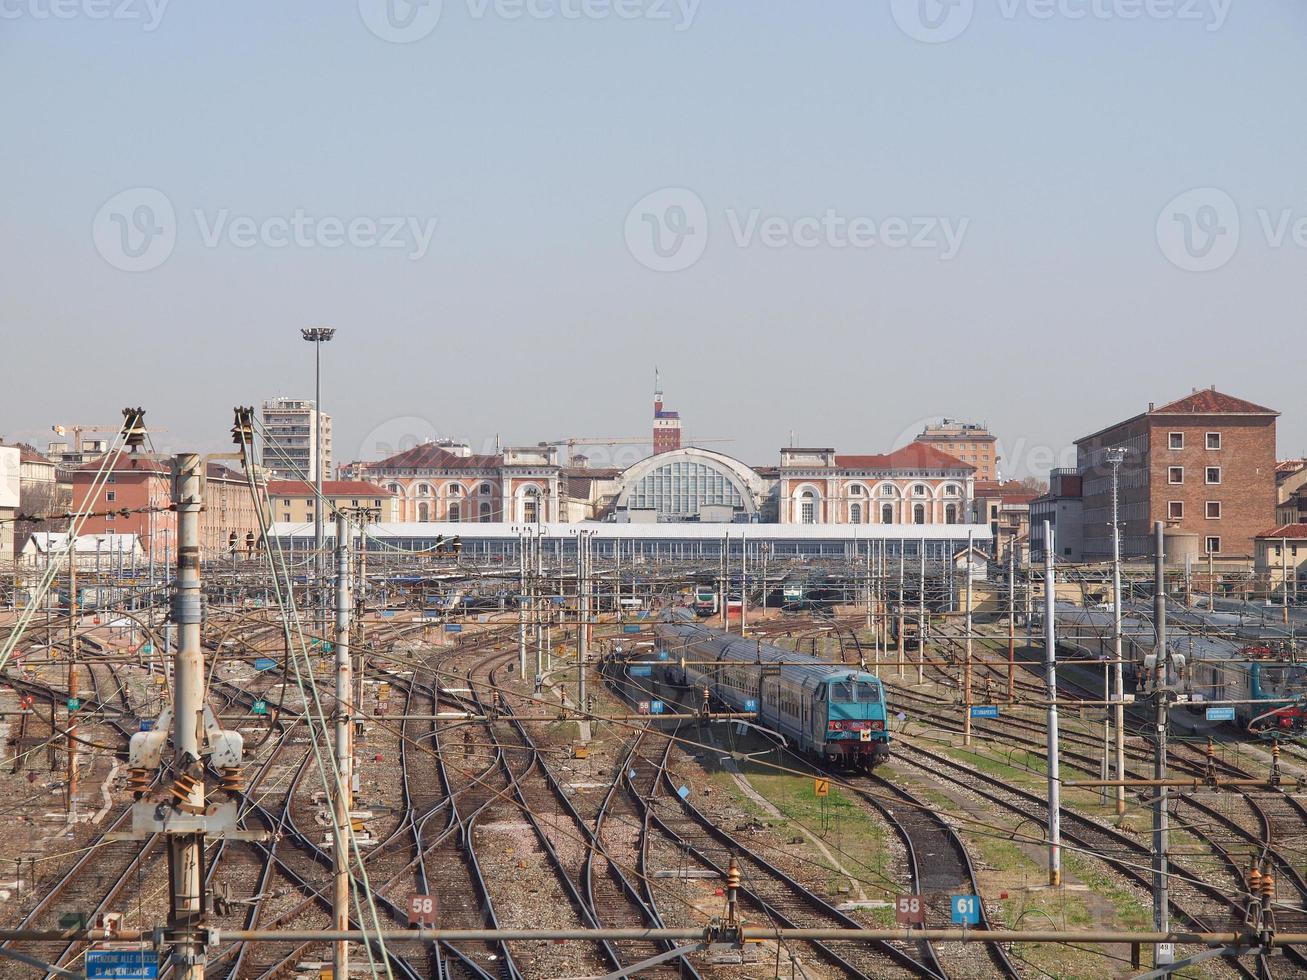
top-left (340, 441), bottom-right (980, 528)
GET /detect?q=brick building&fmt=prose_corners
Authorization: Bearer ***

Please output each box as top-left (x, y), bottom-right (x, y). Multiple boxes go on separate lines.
top-left (652, 375), bottom-right (682, 455)
top-left (1076, 388), bottom-right (1278, 561)
top-left (912, 420), bottom-right (1000, 481)
top-left (71, 453), bottom-right (263, 559)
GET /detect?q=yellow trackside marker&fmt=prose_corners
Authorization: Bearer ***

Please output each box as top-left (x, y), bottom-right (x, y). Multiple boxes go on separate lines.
top-left (814, 778), bottom-right (830, 798)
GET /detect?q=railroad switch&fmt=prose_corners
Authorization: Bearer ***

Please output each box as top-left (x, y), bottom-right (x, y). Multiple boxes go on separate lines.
top-left (1203, 738), bottom-right (1219, 786)
top-left (1270, 740), bottom-right (1282, 787)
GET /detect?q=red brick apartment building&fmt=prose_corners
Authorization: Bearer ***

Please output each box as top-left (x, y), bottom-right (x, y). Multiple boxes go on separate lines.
top-left (72, 453), bottom-right (263, 559)
top-left (1075, 388), bottom-right (1278, 561)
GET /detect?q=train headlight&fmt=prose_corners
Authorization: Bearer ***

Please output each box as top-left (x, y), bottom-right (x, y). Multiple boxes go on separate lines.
top-left (870, 720), bottom-right (885, 731)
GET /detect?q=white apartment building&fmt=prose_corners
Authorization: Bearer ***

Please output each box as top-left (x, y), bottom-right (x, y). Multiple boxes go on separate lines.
top-left (261, 397), bottom-right (332, 482)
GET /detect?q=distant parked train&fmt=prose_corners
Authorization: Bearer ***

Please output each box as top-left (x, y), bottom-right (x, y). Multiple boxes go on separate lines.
top-left (653, 615), bottom-right (890, 770)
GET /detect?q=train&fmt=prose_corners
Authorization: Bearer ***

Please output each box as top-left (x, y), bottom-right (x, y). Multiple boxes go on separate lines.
top-left (652, 615), bottom-right (890, 770)
top-left (1051, 603), bottom-right (1307, 733)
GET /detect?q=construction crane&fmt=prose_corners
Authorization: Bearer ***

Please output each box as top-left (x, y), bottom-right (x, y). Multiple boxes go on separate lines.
top-left (50, 417), bottom-right (167, 463)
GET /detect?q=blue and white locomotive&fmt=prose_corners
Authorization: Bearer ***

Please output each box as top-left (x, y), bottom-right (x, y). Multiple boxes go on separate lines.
top-left (654, 617), bottom-right (890, 770)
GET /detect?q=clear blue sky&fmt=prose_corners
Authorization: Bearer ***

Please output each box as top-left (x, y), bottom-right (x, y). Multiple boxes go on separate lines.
top-left (2, 0), bottom-right (1303, 476)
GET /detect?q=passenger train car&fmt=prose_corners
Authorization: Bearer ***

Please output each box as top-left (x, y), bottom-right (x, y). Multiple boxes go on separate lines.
top-left (1051, 603), bottom-right (1307, 731)
top-left (653, 615), bottom-right (890, 770)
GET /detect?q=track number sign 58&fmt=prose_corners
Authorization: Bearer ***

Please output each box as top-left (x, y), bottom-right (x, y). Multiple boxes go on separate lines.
top-left (895, 895), bottom-right (924, 925)
top-left (407, 893), bottom-right (438, 926)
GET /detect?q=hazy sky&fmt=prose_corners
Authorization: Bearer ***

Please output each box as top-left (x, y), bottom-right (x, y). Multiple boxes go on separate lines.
top-left (2, 0), bottom-right (1303, 478)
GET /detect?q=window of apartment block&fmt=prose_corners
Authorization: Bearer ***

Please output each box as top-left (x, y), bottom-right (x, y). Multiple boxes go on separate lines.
top-left (1206, 536), bottom-right (1221, 554)
top-left (1206, 466), bottom-right (1222, 485)
top-left (1206, 432), bottom-right (1221, 450)
top-left (283, 512), bottom-right (291, 522)
top-left (1168, 501), bottom-right (1183, 520)
top-left (106, 491), bottom-right (116, 502)
top-left (1206, 501), bottom-right (1221, 519)
top-left (1169, 432), bottom-right (1184, 450)
top-left (1168, 466), bottom-right (1184, 484)
top-left (105, 512), bottom-right (114, 521)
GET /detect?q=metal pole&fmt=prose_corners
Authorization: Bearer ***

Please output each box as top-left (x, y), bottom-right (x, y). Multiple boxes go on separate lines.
top-left (1110, 451), bottom-right (1127, 817)
top-left (964, 530), bottom-right (973, 746)
top-left (897, 540), bottom-right (905, 678)
top-left (66, 538), bottom-right (77, 813)
top-left (314, 336), bottom-right (324, 638)
top-left (577, 532), bottom-right (587, 723)
top-left (740, 537), bottom-right (748, 636)
top-left (917, 544), bottom-right (925, 685)
top-left (518, 534), bottom-right (527, 677)
top-left (1007, 542), bottom-right (1016, 702)
top-left (1153, 520), bottom-right (1172, 972)
top-left (1043, 520), bottom-right (1061, 887)
top-left (170, 454), bottom-right (205, 980)
top-left (333, 512), bottom-right (353, 979)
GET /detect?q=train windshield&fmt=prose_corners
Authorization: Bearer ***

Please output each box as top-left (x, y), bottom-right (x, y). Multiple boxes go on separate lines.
top-left (856, 681), bottom-right (880, 701)
top-left (830, 680), bottom-right (855, 702)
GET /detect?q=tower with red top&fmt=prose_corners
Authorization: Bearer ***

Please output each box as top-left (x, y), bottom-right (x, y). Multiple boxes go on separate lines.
top-left (652, 368), bottom-right (682, 455)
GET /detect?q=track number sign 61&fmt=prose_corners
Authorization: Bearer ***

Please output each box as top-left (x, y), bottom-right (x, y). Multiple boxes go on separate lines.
top-left (407, 893), bottom-right (438, 926)
top-left (895, 895), bottom-right (924, 925)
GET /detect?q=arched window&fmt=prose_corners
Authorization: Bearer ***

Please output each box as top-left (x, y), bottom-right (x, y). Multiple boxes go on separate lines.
top-left (912, 484), bottom-right (928, 497)
top-left (479, 501), bottom-right (492, 522)
top-left (850, 503), bottom-right (862, 524)
top-left (943, 483), bottom-right (961, 497)
top-left (945, 503), bottom-right (958, 524)
top-left (386, 483), bottom-right (401, 495)
top-left (913, 503), bottom-right (926, 524)
top-left (417, 502), bottom-right (430, 522)
top-left (523, 487), bottom-right (539, 524)
top-left (800, 490), bottom-right (817, 525)
top-left (448, 484), bottom-right (464, 497)
top-left (882, 503), bottom-right (894, 524)
top-left (448, 502), bottom-right (461, 522)
top-left (849, 484), bottom-right (864, 495)
top-left (479, 483), bottom-right (492, 495)
top-left (880, 484), bottom-right (899, 497)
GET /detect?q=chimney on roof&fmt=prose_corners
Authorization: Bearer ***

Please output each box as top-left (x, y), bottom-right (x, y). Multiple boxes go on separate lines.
top-left (1148, 402), bottom-right (1155, 412)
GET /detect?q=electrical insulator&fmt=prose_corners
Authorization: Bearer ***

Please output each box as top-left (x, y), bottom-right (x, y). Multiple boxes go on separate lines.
top-left (218, 767), bottom-right (243, 793)
top-left (245, 531), bottom-right (256, 556)
top-left (452, 536), bottom-right (463, 554)
top-left (228, 531), bottom-right (238, 554)
top-left (231, 406), bottom-right (255, 447)
top-left (121, 407), bottom-right (148, 450)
